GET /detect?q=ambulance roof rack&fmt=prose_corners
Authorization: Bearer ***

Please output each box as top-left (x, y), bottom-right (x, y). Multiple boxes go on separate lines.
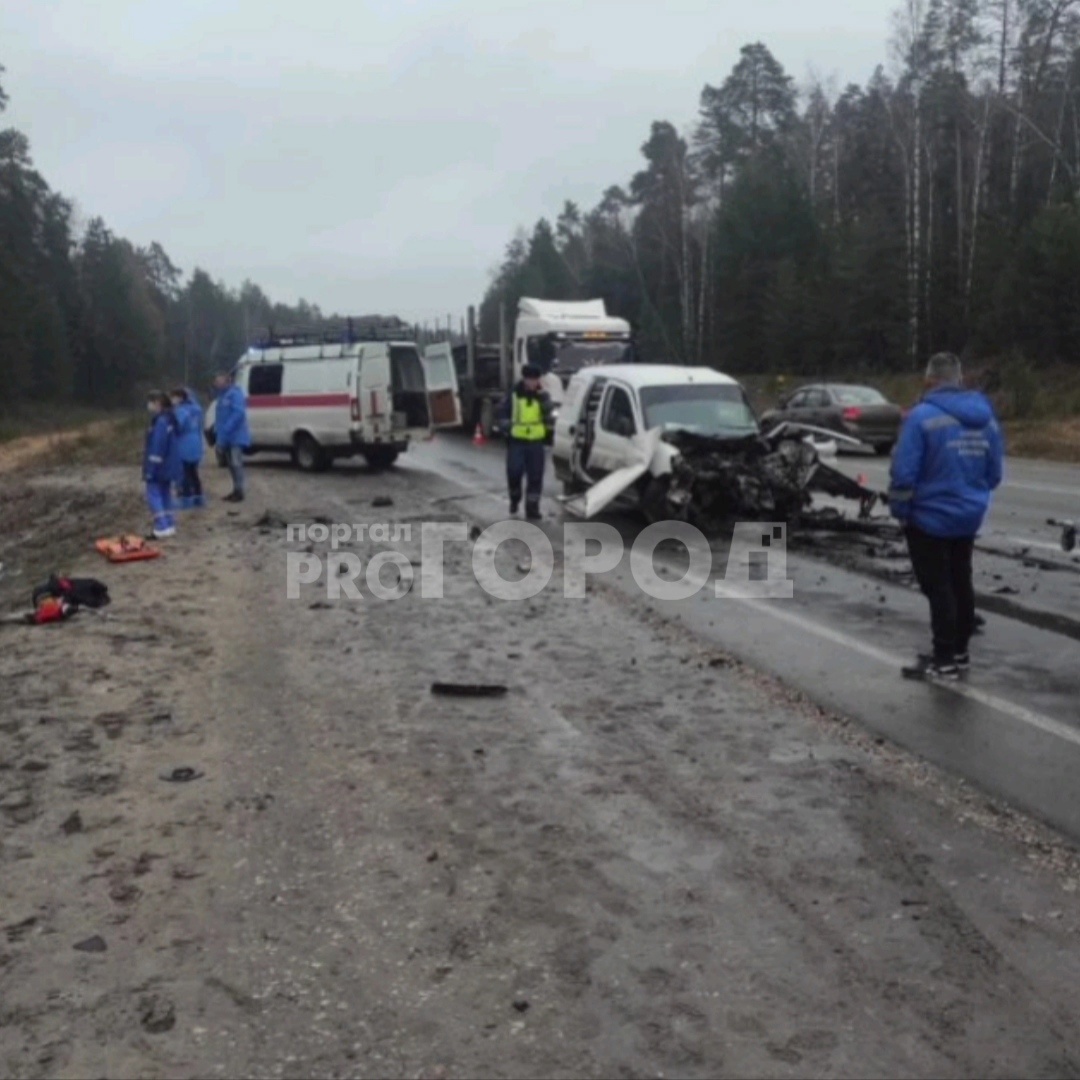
top-left (251, 317), bottom-right (414, 348)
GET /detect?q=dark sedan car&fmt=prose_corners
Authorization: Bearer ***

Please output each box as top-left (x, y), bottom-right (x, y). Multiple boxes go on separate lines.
top-left (760, 383), bottom-right (904, 455)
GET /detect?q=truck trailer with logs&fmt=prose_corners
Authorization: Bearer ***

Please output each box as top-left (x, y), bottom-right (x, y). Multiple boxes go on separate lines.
top-left (440, 298), bottom-right (634, 434)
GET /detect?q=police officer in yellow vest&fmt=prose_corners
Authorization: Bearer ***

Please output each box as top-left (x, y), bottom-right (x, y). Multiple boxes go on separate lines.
top-left (496, 364), bottom-right (555, 520)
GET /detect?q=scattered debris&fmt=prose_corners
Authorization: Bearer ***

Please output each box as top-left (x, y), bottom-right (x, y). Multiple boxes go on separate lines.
top-left (994, 585), bottom-right (1020, 595)
top-left (6, 916), bottom-right (37, 943)
top-left (427, 850), bottom-right (439, 863)
top-left (512, 999), bottom-right (530, 1013)
top-left (430, 683), bottom-right (508, 698)
top-left (158, 767), bottom-right (204, 783)
top-left (109, 882), bottom-right (141, 905)
top-left (133, 852), bottom-right (163, 876)
top-left (372, 496), bottom-right (394, 508)
top-left (310, 601), bottom-right (332, 611)
top-left (254, 510), bottom-right (289, 530)
top-left (72, 935), bottom-right (107, 954)
top-left (60, 811), bottom-right (83, 835)
top-left (1048, 517), bottom-right (1077, 554)
top-left (139, 994), bottom-right (177, 1034)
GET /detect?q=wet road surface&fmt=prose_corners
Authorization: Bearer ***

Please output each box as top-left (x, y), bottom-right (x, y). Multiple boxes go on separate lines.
top-left (407, 434), bottom-right (1080, 839)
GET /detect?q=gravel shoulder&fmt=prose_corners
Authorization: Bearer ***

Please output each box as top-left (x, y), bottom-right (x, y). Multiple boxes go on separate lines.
top-left (2, 458), bottom-right (1079, 1079)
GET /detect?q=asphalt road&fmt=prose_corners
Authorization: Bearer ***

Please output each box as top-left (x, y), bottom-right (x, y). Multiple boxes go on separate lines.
top-left (832, 449), bottom-right (1079, 556)
top-left (408, 434), bottom-right (1080, 840)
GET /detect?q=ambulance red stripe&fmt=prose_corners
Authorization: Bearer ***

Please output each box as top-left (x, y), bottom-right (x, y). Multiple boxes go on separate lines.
top-left (247, 394), bottom-right (351, 409)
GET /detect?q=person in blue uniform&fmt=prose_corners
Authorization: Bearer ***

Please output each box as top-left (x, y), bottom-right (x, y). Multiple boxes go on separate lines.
top-left (144, 392), bottom-right (181, 538)
top-left (889, 353), bottom-right (1004, 680)
top-left (213, 371), bottom-right (251, 502)
top-left (170, 387), bottom-right (206, 509)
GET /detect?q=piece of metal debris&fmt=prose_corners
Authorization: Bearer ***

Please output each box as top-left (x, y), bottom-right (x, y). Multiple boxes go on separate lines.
top-left (140, 995), bottom-right (177, 1034)
top-left (73, 935), bottom-right (107, 953)
top-left (431, 683), bottom-right (508, 698)
top-left (159, 767), bottom-right (204, 783)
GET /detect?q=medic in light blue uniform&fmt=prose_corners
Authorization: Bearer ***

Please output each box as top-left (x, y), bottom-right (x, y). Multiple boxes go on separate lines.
top-left (144, 392), bottom-right (181, 538)
top-left (170, 387), bottom-right (205, 509)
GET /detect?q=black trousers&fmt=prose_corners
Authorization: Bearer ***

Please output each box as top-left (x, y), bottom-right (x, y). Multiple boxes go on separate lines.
top-left (180, 461), bottom-right (202, 499)
top-left (506, 440), bottom-right (545, 511)
top-left (905, 525), bottom-right (976, 662)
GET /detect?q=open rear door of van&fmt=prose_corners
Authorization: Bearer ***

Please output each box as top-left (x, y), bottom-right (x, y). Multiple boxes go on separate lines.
top-left (422, 342), bottom-right (463, 429)
top-left (359, 349), bottom-right (392, 441)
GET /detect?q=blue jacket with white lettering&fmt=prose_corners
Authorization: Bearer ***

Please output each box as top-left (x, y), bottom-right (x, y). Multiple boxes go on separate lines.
top-left (143, 410), bottom-right (181, 486)
top-left (888, 387), bottom-right (1004, 538)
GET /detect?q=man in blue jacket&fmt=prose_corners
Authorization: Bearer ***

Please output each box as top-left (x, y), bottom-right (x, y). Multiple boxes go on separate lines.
top-left (213, 371), bottom-right (251, 503)
top-left (889, 353), bottom-right (1004, 680)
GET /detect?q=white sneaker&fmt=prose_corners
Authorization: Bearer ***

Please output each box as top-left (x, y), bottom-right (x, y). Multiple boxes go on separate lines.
top-left (153, 527), bottom-right (176, 539)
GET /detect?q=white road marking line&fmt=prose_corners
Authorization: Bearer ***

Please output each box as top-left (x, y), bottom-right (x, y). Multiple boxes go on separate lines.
top-left (713, 582), bottom-right (1080, 749)
top-left (1000, 480), bottom-right (1078, 497)
top-left (984, 534), bottom-right (1073, 555)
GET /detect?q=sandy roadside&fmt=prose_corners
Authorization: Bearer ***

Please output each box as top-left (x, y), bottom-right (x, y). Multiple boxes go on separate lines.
top-left (0, 422), bottom-right (131, 478)
top-left (1, 458), bottom-right (1079, 1079)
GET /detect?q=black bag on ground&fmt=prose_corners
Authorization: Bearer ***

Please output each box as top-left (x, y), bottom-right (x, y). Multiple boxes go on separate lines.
top-left (32, 575), bottom-right (111, 610)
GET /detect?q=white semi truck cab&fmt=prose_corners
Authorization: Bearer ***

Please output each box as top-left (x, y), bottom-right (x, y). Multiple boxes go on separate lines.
top-left (512, 298), bottom-right (632, 405)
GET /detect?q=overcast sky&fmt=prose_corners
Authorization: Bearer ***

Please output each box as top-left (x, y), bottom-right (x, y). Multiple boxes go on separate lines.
top-left (4, 0), bottom-right (898, 324)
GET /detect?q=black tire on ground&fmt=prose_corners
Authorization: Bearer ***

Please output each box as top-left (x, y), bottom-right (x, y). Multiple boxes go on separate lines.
top-left (293, 433), bottom-right (331, 473)
top-left (874, 441), bottom-right (895, 457)
top-left (363, 446), bottom-right (399, 471)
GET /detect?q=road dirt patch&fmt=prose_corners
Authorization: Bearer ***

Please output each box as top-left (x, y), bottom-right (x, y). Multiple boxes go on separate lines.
top-left (2, 459), bottom-right (1079, 1078)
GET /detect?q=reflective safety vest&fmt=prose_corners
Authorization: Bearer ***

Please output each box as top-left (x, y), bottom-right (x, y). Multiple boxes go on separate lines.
top-left (511, 394), bottom-right (546, 442)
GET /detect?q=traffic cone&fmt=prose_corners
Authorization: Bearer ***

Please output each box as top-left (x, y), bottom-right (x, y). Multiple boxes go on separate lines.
top-left (472, 423), bottom-right (487, 447)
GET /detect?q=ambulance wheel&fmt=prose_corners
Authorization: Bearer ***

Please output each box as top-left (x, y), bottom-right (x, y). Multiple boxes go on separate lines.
top-left (294, 433), bottom-right (330, 473)
top-left (363, 446), bottom-right (399, 471)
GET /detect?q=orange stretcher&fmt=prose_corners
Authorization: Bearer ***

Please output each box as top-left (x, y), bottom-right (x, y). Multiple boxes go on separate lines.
top-left (94, 535), bottom-right (161, 563)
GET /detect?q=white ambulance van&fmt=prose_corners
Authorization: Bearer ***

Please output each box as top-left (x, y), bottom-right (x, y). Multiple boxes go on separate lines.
top-left (206, 324), bottom-right (461, 472)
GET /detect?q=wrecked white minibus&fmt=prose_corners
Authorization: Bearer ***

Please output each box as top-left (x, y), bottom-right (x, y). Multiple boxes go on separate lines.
top-left (551, 364), bottom-right (878, 529)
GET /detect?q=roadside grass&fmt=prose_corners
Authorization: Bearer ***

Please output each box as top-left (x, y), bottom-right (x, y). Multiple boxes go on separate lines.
top-left (0, 415), bottom-right (148, 610)
top-left (0, 405), bottom-right (120, 445)
top-left (1004, 417), bottom-right (1080, 463)
top-left (0, 415), bottom-right (145, 475)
